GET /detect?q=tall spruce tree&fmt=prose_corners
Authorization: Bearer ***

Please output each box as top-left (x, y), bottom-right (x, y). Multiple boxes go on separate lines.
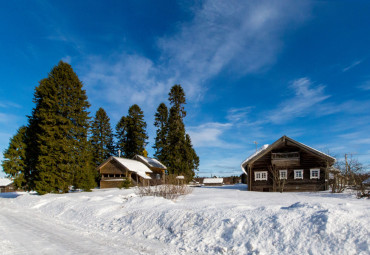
top-left (166, 84), bottom-right (199, 180)
top-left (153, 103), bottom-right (168, 165)
top-left (90, 107), bottom-right (114, 166)
top-left (2, 126), bottom-right (28, 189)
top-left (124, 104), bottom-right (148, 158)
top-left (29, 61), bottom-right (95, 194)
top-left (115, 116), bottom-right (127, 155)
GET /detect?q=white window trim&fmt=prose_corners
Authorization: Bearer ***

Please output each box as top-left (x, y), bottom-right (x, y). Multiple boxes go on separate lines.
top-left (279, 170), bottom-right (288, 180)
top-left (310, 169), bottom-right (320, 179)
top-left (255, 171), bottom-right (268, 181)
top-left (294, 169), bottom-right (304, 179)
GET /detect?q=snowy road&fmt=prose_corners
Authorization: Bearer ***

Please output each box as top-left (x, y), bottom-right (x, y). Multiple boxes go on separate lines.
top-left (0, 205), bottom-right (157, 255)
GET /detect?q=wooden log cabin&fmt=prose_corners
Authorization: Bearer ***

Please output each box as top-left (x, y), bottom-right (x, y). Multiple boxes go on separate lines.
top-left (241, 136), bottom-right (336, 192)
top-left (97, 156), bottom-right (153, 188)
top-left (0, 178), bottom-right (16, 193)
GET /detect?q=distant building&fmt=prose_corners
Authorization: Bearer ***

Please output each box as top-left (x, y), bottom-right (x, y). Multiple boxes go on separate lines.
top-left (203, 178), bottom-right (223, 186)
top-left (241, 136), bottom-right (336, 192)
top-left (0, 178), bottom-right (16, 193)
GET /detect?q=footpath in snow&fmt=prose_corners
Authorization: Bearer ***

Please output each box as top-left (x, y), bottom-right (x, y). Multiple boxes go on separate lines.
top-left (0, 184), bottom-right (369, 255)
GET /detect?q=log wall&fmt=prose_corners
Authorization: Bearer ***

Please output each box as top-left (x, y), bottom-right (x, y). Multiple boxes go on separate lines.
top-left (248, 143), bottom-right (330, 192)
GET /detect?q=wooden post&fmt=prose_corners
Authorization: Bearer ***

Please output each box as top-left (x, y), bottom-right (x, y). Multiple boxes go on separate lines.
top-left (249, 165), bottom-right (253, 191)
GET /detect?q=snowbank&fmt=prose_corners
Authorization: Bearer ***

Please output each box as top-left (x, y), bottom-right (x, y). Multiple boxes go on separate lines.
top-left (1, 185), bottom-right (369, 254)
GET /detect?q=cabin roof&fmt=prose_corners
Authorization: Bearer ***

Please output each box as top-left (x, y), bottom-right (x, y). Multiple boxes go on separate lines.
top-left (98, 156), bottom-right (152, 179)
top-left (0, 178), bottom-right (13, 186)
top-left (240, 135), bottom-right (336, 174)
top-left (203, 178), bottom-right (224, 184)
top-left (134, 155), bottom-right (167, 169)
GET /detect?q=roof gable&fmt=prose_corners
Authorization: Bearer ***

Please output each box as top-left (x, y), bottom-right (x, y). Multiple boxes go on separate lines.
top-left (97, 156), bottom-right (152, 179)
top-left (0, 178), bottom-right (13, 186)
top-left (133, 155), bottom-right (167, 169)
top-left (241, 135), bottom-right (336, 172)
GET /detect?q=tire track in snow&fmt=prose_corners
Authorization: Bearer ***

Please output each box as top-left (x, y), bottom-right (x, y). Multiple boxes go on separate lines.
top-left (0, 206), bottom-right (153, 255)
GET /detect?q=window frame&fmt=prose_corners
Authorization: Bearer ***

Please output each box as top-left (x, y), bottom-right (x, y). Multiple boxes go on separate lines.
top-left (294, 169), bottom-right (304, 179)
top-left (255, 171), bottom-right (268, 181)
top-left (279, 170), bottom-right (288, 180)
top-left (310, 169), bottom-right (320, 179)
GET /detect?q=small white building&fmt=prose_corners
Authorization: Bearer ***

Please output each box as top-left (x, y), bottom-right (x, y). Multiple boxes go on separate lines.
top-left (203, 178), bottom-right (224, 186)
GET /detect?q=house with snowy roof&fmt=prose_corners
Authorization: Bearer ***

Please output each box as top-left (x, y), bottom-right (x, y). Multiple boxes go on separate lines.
top-left (97, 156), bottom-right (152, 188)
top-left (97, 155), bottom-right (167, 188)
top-left (241, 135), bottom-right (336, 192)
top-left (0, 178), bottom-right (16, 193)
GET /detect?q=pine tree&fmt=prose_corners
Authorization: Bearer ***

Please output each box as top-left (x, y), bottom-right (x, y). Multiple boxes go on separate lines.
top-left (185, 134), bottom-right (199, 177)
top-left (29, 61), bottom-right (95, 194)
top-left (2, 126), bottom-right (28, 189)
top-left (166, 84), bottom-right (199, 180)
top-left (124, 104), bottom-right (148, 158)
top-left (90, 107), bottom-right (114, 166)
top-left (153, 103), bottom-right (168, 165)
top-left (115, 116), bottom-right (127, 155)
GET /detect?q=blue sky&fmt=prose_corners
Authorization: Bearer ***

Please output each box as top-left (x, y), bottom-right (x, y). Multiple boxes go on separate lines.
top-left (1, 0), bottom-right (370, 177)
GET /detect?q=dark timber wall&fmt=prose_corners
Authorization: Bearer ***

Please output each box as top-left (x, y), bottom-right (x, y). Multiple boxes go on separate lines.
top-left (248, 142), bottom-right (329, 192)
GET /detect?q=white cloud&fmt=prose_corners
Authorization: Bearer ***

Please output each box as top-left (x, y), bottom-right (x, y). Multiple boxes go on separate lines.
top-left (342, 60), bottom-right (362, 72)
top-left (158, 0), bottom-right (311, 100)
top-left (0, 101), bottom-right (22, 109)
top-left (62, 56), bottom-right (72, 64)
top-left (227, 107), bottom-right (253, 122)
top-left (187, 122), bottom-right (241, 148)
top-left (79, 0), bottom-right (311, 113)
top-left (265, 77), bottom-right (330, 124)
top-left (358, 80), bottom-right (370, 91)
top-left (81, 54), bottom-right (170, 111)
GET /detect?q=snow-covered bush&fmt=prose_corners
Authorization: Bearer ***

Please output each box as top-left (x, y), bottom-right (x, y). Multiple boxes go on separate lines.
top-left (135, 184), bottom-right (193, 200)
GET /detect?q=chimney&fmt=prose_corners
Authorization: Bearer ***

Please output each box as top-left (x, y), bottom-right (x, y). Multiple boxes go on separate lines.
top-left (118, 149), bottom-right (121, 157)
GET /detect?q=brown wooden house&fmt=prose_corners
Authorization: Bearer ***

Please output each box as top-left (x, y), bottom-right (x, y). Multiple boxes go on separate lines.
top-left (97, 156), bottom-right (152, 188)
top-left (0, 178), bottom-right (16, 193)
top-left (241, 136), bottom-right (336, 192)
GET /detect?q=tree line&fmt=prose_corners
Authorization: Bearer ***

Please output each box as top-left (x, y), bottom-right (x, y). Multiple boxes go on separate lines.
top-left (2, 61), bottom-right (199, 194)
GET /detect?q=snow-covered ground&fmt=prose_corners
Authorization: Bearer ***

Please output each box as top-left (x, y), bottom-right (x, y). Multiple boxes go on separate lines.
top-left (0, 185), bottom-right (369, 254)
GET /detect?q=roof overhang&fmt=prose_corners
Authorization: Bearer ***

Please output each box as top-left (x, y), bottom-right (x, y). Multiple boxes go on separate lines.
top-left (240, 135), bottom-right (336, 172)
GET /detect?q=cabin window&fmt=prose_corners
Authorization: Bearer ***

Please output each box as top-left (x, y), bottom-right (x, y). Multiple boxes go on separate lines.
top-left (294, 169), bottom-right (304, 179)
top-left (279, 170), bottom-right (287, 179)
top-left (310, 169), bottom-right (320, 179)
top-left (255, 171), bottom-right (268, 181)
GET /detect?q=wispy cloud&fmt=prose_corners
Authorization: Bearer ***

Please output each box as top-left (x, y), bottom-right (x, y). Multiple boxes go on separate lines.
top-left (158, 0), bottom-right (311, 100)
top-left (62, 56), bottom-right (72, 64)
top-left (265, 77), bottom-right (330, 124)
top-left (187, 122), bottom-right (241, 148)
top-left (0, 101), bottom-right (22, 109)
top-left (227, 107), bottom-right (253, 122)
top-left (358, 80), bottom-right (370, 91)
top-left (342, 60), bottom-right (362, 72)
top-left (79, 0), bottom-right (311, 113)
top-left (81, 54), bottom-right (171, 112)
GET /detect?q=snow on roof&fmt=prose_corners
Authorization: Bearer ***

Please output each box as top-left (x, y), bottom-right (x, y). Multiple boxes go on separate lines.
top-left (135, 155), bottom-right (167, 169)
top-left (240, 144), bottom-right (269, 174)
top-left (203, 178), bottom-right (223, 184)
top-left (240, 136), bottom-right (336, 175)
top-left (113, 157), bottom-right (152, 179)
top-left (0, 178), bottom-right (13, 186)
top-left (294, 140), bottom-right (335, 161)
